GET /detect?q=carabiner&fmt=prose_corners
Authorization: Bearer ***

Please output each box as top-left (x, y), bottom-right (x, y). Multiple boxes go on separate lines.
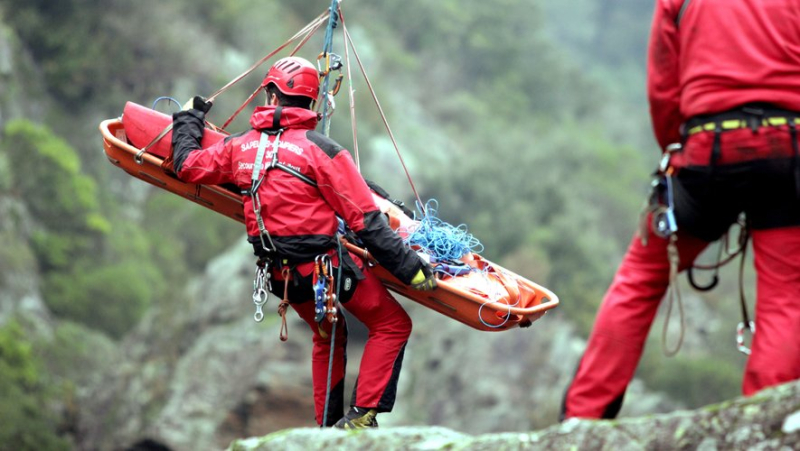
top-left (736, 321), bottom-right (755, 355)
top-left (251, 263), bottom-right (270, 322)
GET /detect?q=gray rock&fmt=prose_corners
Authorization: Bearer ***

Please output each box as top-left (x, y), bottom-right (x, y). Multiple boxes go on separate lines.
top-left (228, 380), bottom-right (800, 450)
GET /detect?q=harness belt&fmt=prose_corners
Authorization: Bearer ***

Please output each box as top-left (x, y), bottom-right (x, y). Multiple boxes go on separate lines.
top-left (685, 117), bottom-right (800, 136)
top-left (683, 104), bottom-right (800, 137)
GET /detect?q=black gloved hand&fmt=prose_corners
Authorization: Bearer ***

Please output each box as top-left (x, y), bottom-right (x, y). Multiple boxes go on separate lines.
top-left (182, 95), bottom-right (213, 114)
top-left (410, 264), bottom-right (437, 291)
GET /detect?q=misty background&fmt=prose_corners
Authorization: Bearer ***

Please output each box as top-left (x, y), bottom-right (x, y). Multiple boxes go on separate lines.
top-left (0, 1), bottom-right (752, 449)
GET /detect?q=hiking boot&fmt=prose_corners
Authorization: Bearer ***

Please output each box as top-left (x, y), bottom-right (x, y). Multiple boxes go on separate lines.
top-left (333, 407), bottom-right (379, 430)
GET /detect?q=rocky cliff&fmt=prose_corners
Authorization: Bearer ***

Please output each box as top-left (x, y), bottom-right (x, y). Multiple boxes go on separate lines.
top-left (228, 380), bottom-right (800, 450)
top-left (66, 240), bottom-right (719, 451)
top-left (1, 7), bottom-right (786, 451)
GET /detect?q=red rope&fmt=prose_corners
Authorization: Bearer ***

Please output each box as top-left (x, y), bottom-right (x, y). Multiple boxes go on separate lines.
top-left (340, 9), bottom-right (425, 214)
top-left (212, 11), bottom-right (330, 130)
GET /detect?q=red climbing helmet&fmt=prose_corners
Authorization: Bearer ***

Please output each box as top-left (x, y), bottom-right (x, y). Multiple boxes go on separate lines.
top-left (261, 56), bottom-right (320, 100)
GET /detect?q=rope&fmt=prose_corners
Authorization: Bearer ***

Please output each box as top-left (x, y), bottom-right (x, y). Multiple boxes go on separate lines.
top-left (318, 0), bottom-right (341, 135)
top-left (208, 10), bottom-right (330, 104)
top-left (661, 234), bottom-right (685, 356)
top-left (341, 22), bottom-right (425, 214)
top-left (477, 269), bottom-right (522, 329)
top-left (219, 13), bottom-right (329, 130)
top-left (151, 96), bottom-right (181, 112)
top-left (339, 5), bottom-right (360, 170)
top-left (278, 267), bottom-right (291, 342)
top-left (402, 199), bottom-right (483, 263)
top-left (321, 239), bottom-right (344, 428)
top-left (735, 231), bottom-right (755, 355)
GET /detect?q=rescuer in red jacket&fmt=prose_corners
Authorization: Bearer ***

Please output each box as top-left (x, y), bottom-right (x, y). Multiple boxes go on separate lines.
top-left (169, 56), bottom-right (437, 429)
top-left (562, 0), bottom-right (800, 419)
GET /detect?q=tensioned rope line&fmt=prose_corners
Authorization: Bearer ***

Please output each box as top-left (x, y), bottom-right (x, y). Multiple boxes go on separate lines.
top-left (136, 10), bottom-right (330, 159)
top-left (318, 0), bottom-right (341, 135)
top-left (209, 10), bottom-right (329, 104)
top-left (339, 5), bottom-right (360, 170)
top-left (219, 12), bottom-right (330, 130)
top-left (339, 9), bottom-right (425, 214)
top-left (320, 0), bottom-right (342, 431)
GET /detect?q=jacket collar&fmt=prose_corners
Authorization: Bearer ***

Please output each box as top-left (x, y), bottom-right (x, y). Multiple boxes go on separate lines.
top-left (250, 105), bottom-right (319, 131)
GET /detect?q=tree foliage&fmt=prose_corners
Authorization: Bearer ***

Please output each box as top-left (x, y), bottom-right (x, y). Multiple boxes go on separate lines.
top-left (0, 321), bottom-right (70, 450)
top-left (0, 0), bottom-right (742, 429)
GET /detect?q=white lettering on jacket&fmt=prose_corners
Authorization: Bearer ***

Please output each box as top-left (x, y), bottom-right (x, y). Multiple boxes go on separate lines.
top-left (240, 140), bottom-right (303, 155)
top-left (237, 161), bottom-right (303, 173)
top-left (240, 140), bottom-right (260, 152)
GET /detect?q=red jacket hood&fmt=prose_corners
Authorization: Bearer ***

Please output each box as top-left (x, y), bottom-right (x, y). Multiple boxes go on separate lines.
top-left (250, 105), bottom-right (319, 131)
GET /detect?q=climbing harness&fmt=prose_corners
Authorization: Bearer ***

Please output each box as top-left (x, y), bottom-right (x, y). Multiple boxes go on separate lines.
top-left (642, 140), bottom-right (755, 356)
top-left (249, 128), bottom-right (282, 254)
top-left (244, 121), bottom-right (319, 325)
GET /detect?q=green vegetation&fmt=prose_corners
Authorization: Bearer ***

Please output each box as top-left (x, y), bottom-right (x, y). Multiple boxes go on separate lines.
top-left (0, 321), bottom-right (70, 450)
top-left (1, 120), bottom-right (146, 337)
top-left (3, 120), bottom-right (108, 236)
top-left (0, 0), bottom-right (751, 441)
top-left (639, 349), bottom-right (742, 408)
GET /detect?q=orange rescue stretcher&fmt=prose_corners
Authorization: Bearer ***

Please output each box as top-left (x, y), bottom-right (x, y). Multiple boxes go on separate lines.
top-left (99, 102), bottom-right (559, 331)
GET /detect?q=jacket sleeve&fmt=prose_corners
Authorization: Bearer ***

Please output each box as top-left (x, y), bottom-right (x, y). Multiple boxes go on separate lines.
top-left (315, 146), bottom-right (424, 285)
top-left (647, 0), bottom-right (683, 151)
top-left (171, 109), bottom-right (234, 185)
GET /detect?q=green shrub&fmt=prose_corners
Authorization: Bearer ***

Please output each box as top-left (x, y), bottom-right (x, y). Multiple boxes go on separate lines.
top-left (0, 321), bottom-right (70, 450)
top-left (2, 119), bottom-right (110, 275)
top-left (143, 191), bottom-right (241, 271)
top-left (0, 119), bottom-right (165, 337)
top-left (638, 351), bottom-right (741, 408)
top-left (43, 260), bottom-right (161, 340)
top-left (0, 229), bottom-right (35, 275)
top-left (3, 119), bottom-right (108, 233)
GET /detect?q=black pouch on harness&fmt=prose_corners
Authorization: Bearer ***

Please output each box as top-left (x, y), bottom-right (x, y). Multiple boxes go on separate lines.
top-left (268, 252), bottom-right (363, 304)
top-left (365, 179), bottom-right (414, 218)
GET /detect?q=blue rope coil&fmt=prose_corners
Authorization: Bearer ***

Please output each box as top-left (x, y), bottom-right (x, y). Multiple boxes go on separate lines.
top-left (403, 199), bottom-right (484, 264)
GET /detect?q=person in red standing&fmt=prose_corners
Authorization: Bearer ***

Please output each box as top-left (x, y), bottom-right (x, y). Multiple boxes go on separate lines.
top-left (167, 56), bottom-right (437, 428)
top-left (561, 0), bottom-right (800, 419)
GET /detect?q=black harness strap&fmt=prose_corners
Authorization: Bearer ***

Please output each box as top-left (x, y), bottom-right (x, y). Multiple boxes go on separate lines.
top-left (274, 164), bottom-right (318, 187)
top-left (272, 106), bottom-right (283, 130)
top-left (789, 121), bottom-right (800, 198)
top-left (675, 0), bottom-right (692, 27)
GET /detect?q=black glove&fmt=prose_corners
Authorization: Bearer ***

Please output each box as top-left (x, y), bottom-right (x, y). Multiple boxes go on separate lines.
top-left (182, 95), bottom-right (213, 114)
top-left (410, 264), bottom-right (437, 291)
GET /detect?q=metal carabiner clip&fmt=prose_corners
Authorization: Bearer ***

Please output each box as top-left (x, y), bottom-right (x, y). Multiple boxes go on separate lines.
top-left (736, 321), bottom-right (756, 355)
top-left (252, 264), bottom-right (270, 322)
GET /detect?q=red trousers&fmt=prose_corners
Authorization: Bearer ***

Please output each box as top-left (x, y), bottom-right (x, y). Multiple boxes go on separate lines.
top-left (563, 218), bottom-right (800, 419)
top-left (564, 122), bottom-right (800, 419)
top-left (290, 257), bottom-right (412, 426)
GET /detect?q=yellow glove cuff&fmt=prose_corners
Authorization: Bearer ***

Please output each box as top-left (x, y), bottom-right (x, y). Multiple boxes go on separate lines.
top-left (411, 268), bottom-right (426, 285)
